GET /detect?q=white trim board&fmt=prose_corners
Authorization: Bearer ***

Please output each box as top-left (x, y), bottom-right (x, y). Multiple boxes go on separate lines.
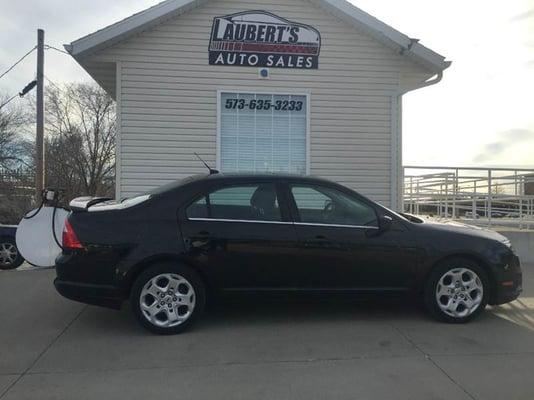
top-left (115, 61), bottom-right (122, 199)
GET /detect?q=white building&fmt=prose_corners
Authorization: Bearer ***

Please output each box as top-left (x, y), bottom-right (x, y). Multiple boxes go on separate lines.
top-left (66, 0), bottom-right (450, 209)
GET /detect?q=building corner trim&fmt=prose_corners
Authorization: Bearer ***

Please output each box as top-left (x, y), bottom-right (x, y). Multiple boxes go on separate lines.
top-left (115, 61), bottom-right (122, 199)
top-left (393, 71), bottom-right (445, 211)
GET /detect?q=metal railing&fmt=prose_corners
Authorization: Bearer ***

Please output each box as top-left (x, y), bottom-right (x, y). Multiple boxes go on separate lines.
top-left (0, 167), bottom-right (34, 183)
top-left (403, 166), bottom-right (534, 230)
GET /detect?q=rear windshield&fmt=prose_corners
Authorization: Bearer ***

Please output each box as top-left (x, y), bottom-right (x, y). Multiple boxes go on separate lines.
top-left (144, 175), bottom-right (207, 197)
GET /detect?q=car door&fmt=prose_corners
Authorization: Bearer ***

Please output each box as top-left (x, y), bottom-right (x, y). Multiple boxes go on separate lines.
top-left (286, 183), bottom-right (417, 290)
top-left (179, 180), bottom-right (301, 290)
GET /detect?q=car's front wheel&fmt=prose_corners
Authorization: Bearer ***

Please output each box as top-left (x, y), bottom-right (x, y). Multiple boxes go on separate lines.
top-left (424, 258), bottom-right (489, 323)
top-left (130, 262), bottom-right (206, 334)
top-left (0, 237), bottom-right (24, 270)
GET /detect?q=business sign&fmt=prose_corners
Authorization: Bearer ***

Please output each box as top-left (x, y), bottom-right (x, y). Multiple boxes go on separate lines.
top-left (209, 11), bottom-right (321, 69)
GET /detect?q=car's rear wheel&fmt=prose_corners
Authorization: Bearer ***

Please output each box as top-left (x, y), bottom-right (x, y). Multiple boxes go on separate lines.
top-left (424, 258), bottom-right (489, 323)
top-left (0, 237), bottom-right (24, 270)
top-left (130, 262), bottom-right (206, 334)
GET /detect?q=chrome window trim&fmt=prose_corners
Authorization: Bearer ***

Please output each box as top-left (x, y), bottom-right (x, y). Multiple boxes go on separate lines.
top-left (294, 222), bottom-right (379, 230)
top-left (188, 217), bottom-right (292, 225)
top-left (187, 217), bottom-right (379, 229)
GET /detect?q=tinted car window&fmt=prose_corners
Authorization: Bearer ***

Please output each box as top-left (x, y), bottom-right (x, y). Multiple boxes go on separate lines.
top-left (186, 184), bottom-right (282, 222)
top-left (186, 197), bottom-right (209, 218)
top-left (291, 185), bottom-right (377, 227)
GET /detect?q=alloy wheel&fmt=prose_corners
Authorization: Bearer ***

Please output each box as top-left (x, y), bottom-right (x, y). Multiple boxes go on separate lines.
top-left (435, 267), bottom-right (484, 318)
top-left (0, 243), bottom-right (18, 266)
top-left (139, 273), bottom-right (196, 328)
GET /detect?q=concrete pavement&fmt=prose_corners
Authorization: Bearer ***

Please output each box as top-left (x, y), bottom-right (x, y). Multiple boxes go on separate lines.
top-left (1, 265), bottom-right (533, 399)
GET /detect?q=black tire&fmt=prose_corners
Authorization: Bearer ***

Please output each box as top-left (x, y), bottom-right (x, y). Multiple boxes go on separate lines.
top-left (130, 262), bottom-right (206, 334)
top-left (0, 237), bottom-right (24, 270)
top-left (424, 257), bottom-right (490, 323)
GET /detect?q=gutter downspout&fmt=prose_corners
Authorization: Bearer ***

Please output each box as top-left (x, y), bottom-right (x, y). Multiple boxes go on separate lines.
top-left (391, 71), bottom-right (444, 211)
top-left (399, 71), bottom-right (444, 95)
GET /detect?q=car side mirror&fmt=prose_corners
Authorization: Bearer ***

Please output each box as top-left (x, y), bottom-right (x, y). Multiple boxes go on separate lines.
top-left (365, 215), bottom-right (392, 237)
top-left (378, 215), bottom-right (393, 232)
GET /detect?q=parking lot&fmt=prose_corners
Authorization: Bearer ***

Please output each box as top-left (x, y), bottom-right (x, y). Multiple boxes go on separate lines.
top-left (0, 264), bottom-right (533, 400)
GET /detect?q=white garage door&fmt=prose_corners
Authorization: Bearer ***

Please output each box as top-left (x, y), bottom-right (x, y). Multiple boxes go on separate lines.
top-left (218, 91), bottom-right (308, 174)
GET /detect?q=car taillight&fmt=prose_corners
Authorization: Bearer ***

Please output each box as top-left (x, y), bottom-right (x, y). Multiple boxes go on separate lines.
top-left (62, 219), bottom-right (83, 250)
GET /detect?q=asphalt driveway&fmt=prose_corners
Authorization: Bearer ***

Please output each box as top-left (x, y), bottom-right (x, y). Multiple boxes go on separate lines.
top-left (1, 264), bottom-right (533, 400)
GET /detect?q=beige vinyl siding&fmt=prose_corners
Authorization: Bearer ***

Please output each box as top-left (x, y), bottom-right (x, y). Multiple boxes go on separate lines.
top-left (89, 0), bottom-right (432, 205)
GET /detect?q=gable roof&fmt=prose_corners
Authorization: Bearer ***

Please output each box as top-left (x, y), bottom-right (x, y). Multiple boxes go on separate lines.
top-left (65, 0), bottom-right (450, 73)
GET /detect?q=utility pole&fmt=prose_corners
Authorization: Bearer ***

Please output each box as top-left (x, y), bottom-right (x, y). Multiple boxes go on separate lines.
top-left (35, 28), bottom-right (45, 197)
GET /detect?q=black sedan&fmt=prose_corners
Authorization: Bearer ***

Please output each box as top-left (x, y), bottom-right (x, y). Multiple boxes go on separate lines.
top-left (55, 173), bottom-right (522, 334)
top-left (0, 224), bottom-right (24, 270)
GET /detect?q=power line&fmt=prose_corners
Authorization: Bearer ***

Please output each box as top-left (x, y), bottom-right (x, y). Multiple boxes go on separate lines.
top-left (44, 75), bottom-right (62, 91)
top-left (45, 75), bottom-right (79, 102)
top-left (0, 46), bottom-right (37, 81)
top-left (44, 44), bottom-right (70, 55)
top-left (44, 75), bottom-right (78, 104)
top-left (0, 93), bottom-right (19, 109)
top-left (44, 75), bottom-right (73, 97)
top-left (0, 80), bottom-right (38, 110)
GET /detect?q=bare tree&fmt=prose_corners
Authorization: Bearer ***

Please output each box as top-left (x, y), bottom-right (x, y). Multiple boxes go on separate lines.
top-left (0, 84), bottom-right (116, 222)
top-left (0, 96), bottom-right (34, 223)
top-left (0, 98), bottom-right (30, 170)
top-left (45, 83), bottom-right (116, 199)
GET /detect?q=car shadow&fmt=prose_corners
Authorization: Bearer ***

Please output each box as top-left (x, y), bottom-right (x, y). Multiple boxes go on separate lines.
top-left (76, 288), bottom-right (534, 341)
top-left (202, 292), bottom-right (423, 325)
top-left (67, 293), bottom-right (534, 366)
top-left (86, 292), bottom-right (430, 334)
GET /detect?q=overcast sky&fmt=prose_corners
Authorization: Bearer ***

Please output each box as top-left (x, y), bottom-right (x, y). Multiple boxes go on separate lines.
top-left (1, 0), bottom-right (533, 167)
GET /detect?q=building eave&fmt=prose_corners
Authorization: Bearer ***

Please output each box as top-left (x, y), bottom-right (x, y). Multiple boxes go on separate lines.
top-left (64, 0), bottom-right (450, 72)
top-left (311, 0), bottom-right (450, 72)
top-left (67, 0), bottom-right (208, 58)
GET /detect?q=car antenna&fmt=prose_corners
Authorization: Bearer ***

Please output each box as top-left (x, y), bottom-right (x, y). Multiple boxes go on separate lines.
top-left (194, 152), bottom-right (219, 175)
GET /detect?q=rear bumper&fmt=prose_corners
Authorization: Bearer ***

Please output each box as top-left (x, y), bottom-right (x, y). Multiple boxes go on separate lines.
top-left (54, 250), bottom-right (126, 309)
top-left (54, 279), bottom-right (123, 309)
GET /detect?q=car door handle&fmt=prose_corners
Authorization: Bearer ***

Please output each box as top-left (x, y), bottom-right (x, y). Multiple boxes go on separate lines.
top-left (302, 235), bottom-right (329, 248)
top-left (197, 230), bottom-right (210, 237)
